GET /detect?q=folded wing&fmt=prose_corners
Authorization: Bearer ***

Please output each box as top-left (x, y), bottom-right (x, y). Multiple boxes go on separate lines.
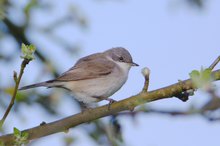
top-left (54, 56), bottom-right (115, 82)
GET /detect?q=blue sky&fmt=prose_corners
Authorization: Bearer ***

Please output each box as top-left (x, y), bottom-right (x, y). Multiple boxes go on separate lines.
top-left (1, 0), bottom-right (220, 146)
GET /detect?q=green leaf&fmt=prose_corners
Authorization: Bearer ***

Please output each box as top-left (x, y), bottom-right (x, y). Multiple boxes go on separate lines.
top-left (13, 128), bottom-right (29, 145)
top-left (21, 131), bottom-right (29, 139)
top-left (13, 127), bottom-right (21, 137)
top-left (189, 70), bottom-right (200, 78)
top-left (189, 70), bottom-right (200, 87)
top-left (189, 67), bottom-right (213, 89)
top-left (21, 43), bottom-right (36, 60)
top-left (201, 68), bottom-right (212, 82)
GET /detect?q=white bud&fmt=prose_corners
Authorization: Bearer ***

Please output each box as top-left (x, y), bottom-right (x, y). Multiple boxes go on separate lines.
top-left (141, 67), bottom-right (150, 77)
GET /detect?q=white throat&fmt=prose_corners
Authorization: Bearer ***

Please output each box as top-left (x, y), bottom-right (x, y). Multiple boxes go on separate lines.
top-left (115, 61), bottom-right (131, 74)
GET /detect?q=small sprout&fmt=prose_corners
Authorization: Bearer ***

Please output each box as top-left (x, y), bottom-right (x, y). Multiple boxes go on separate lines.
top-left (14, 127), bottom-right (21, 137)
top-left (21, 43), bottom-right (36, 60)
top-left (141, 67), bottom-right (150, 77)
top-left (13, 127), bottom-right (29, 145)
top-left (189, 67), bottom-right (213, 90)
top-left (141, 67), bottom-right (150, 92)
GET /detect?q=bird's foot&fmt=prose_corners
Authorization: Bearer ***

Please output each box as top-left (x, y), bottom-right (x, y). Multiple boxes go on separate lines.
top-left (105, 98), bottom-right (116, 110)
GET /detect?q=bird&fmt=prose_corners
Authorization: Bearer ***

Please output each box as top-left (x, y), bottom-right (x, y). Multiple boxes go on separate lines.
top-left (19, 47), bottom-right (139, 109)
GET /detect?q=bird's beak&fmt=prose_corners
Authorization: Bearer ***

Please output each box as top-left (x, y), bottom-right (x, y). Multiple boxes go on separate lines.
top-left (131, 62), bottom-right (139, 66)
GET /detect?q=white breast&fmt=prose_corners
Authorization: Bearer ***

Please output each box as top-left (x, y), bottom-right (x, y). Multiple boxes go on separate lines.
top-left (114, 61), bottom-right (132, 75)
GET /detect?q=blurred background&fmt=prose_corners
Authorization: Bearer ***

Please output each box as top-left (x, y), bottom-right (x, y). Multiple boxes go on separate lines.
top-left (0, 0), bottom-right (220, 146)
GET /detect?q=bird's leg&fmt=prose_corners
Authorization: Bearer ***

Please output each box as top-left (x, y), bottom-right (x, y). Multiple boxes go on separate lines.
top-left (105, 98), bottom-right (116, 110)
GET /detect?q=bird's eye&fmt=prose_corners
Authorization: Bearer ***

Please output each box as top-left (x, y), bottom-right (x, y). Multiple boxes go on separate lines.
top-left (119, 56), bottom-right (124, 61)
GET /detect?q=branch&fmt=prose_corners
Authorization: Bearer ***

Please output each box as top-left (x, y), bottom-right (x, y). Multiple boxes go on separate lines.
top-left (0, 44), bottom-right (35, 127)
top-left (0, 68), bottom-right (220, 145)
top-left (0, 59), bottom-right (29, 127)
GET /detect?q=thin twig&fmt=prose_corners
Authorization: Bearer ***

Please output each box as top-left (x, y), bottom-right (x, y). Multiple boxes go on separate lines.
top-left (0, 59), bottom-right (30, 127)
top-left (141, 67), bottom-right (150, 92)
top-left (209, 56), bottom-right (220, 70)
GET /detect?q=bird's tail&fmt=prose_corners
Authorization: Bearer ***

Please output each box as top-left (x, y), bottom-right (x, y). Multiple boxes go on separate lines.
top-left (19, 80), bottom-right (57, 90)
top-left (19, 82), bottom-right (48, 90)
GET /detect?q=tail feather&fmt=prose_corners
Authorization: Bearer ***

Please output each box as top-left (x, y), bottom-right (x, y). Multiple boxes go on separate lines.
top-left (19, 82), bottom-right (48, 90)
top-left (19, 79), bottom-right (65, 90)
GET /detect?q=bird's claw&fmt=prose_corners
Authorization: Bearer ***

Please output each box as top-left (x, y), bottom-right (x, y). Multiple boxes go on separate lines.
top-left (106, 98), bottom-right (116, 110)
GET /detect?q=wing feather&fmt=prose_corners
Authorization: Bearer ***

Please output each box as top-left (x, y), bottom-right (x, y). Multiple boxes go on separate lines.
top-left (54, 55), bottom-right (115, 81)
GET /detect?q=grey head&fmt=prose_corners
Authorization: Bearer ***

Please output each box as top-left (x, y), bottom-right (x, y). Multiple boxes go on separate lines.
top-left (104, 47), bottom-right (139, 66)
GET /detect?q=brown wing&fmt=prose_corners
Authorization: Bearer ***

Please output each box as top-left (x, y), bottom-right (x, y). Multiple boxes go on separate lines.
top-left (54, 56), bottom-right (115, 81)
top-left (68, 53), bottom-right (104, 71)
